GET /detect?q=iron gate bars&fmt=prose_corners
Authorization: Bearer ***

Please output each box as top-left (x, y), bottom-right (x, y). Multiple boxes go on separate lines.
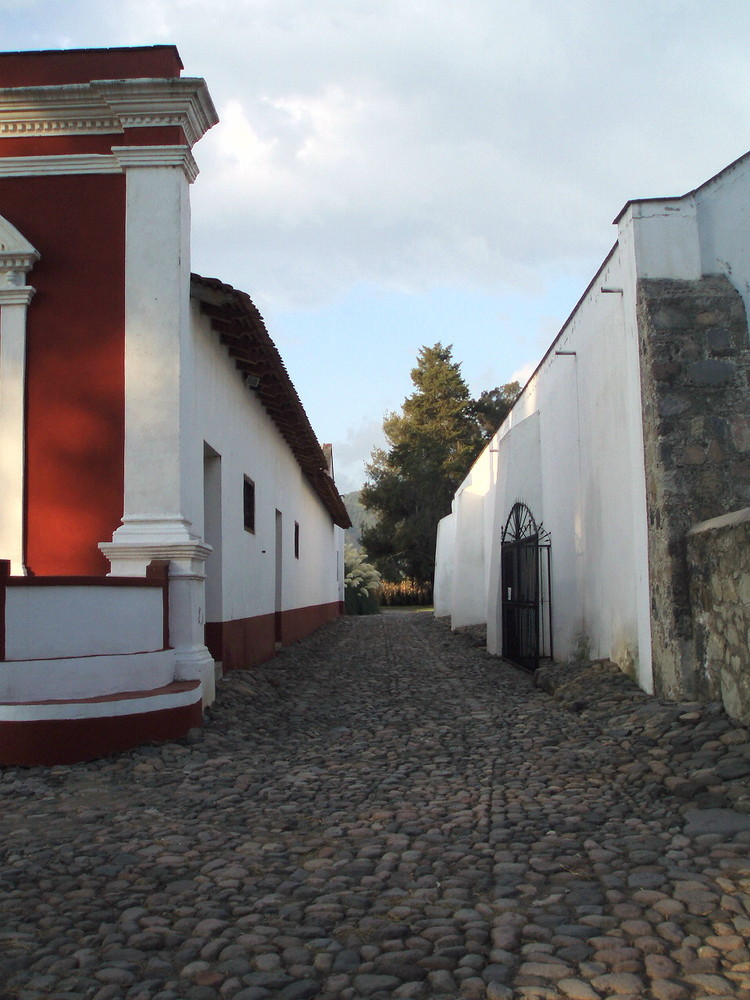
top-left (501, 502), bottom-right (552, 671)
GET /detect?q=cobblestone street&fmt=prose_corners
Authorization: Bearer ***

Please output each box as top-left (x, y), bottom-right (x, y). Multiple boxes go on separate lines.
top-left (2, 612), bottom-right (750, 1000)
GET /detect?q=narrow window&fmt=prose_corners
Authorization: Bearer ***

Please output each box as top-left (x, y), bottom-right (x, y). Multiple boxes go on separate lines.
top-left (294, 521), bottom-right (300, 559)
top-left (243, 477), bottom-right (255, 533)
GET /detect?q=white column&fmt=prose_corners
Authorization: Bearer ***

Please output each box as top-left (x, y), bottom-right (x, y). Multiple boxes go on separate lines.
top-left (0, 222), bottom-right (39, 575)
top-left (98, 147), bottom-right (215, 701)
top-left (102, 147), bottom-right (200, 554)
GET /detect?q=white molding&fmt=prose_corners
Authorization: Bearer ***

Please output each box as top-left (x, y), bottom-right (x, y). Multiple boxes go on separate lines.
top-left (0, 677), bottom-right (200, 721)
top-left (0, 77), bottom-right (218, 147)
top-left (112, 145), bottom-right (199, 182)
top-left (0, 285), bottom-right (35, 305)
top-left (99, 540), bottom-right (212, 569)
top-left (0, 154), bottom-right (120, 177)
top-left (104, 514), bottom-right (203, 544)
top-left (100, 517), bottom-right (212, 577)
top-left (0, 148), bottom-right (198, 181)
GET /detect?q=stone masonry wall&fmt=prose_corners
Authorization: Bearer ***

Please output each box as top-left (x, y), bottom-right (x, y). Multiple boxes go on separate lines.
top-left (637, 275), bottom-right (750, 700)
top-left (687, 508), bottom-right (750, 722)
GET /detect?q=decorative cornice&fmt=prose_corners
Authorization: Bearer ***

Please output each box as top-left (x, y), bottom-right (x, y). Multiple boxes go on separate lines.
top-left (112, 145), bottom-right (199, 182)
top-left (0, 84), bottom-right (121, 136)
top-left (0, 77), bottom-right (218, 147)
top-left (96, 78), bottom-right (218, 147)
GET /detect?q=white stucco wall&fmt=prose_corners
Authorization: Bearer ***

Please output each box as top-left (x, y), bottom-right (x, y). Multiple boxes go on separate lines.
top-left (450, 489), bottom-right (487, 628)
top-left (485, 264), bottom-right (651, 681)
top-left (0, 650), bottom-right (176, 703)
top-left (5, 584), bottom-right (165, 660)
top-left (485, 410), bottom-right (543, 654)
top-left (446, 440), bottom-right (497, 628)
top-left (695, 156), bottom-right (750, 325)
top-left (433, 511), bottom-right (456, 618)
top-left (190, 301), bottom-right (343, 625)
top-left (439, 243), bottom-right (653, 690)
top-left (1, 581), bottom-right (174, 702)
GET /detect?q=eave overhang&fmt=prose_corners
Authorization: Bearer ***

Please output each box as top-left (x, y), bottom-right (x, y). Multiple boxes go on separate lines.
top-left (191, 273), bottom-right (351, 530)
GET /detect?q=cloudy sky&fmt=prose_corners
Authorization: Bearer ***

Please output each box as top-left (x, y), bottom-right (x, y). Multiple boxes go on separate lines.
top-left (4, 1), bottom-right (750, 491)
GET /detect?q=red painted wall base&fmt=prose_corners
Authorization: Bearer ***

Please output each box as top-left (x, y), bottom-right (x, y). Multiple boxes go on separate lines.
top-left (206, 601), bottom-right (343, 672)
top-left (0, 697), bottom-right (202, 767)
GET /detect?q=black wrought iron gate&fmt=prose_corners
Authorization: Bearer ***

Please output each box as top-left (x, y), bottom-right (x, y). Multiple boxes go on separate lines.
top-left (501, 502), bottom-right (551, 672)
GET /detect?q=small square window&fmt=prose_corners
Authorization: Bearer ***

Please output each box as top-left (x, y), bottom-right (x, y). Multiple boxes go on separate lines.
top-left (294, 521), bottom-right (300, 559)
top-left (243, 477), bottom-right (255, 533)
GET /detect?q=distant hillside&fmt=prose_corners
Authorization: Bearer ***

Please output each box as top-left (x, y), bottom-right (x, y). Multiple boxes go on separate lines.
top-left (343, 491), bottom-right (378, 550)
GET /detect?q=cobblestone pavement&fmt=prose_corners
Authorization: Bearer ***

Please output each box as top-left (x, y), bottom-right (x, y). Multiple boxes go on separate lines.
top-left (2, 613), bottom-right (750, 1000)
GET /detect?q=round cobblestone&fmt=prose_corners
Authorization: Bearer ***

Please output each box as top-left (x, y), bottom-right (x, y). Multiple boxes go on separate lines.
top-left (1, 613), bottom-right (750, 999)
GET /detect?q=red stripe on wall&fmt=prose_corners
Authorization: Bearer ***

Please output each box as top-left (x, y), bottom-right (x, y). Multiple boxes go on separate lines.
top-left (206, 602), bottom-right (343, 671)
top-left (0, 697), bottom-right (202, 767)
top-left (0, 174), bottom-right (126, 575)
top-left (0, 560), bottom-right (8, 662)
top-left (279, 602), bottom-right (343, 646)
top-left (205, 612), bottom-right (277, 672)
top-left (0, 127), bottom-right (187, 158)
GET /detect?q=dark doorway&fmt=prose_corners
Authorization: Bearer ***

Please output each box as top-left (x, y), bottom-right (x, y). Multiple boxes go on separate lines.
top-left (501, 502), bottom-right (551, 671)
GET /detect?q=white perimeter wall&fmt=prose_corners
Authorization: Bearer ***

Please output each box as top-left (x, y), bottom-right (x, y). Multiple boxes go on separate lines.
top-left (524, 244), bottom-right (651, 686)
top-left (433, 512), bottom-right (456, 618)
top-left (439, 243), bottom-right (654, 690)
top-left (189, 301), bottom-right (343, 625)
top-left (437, 151), bottom-right (750, 694)
top-left (696, 157), bottom-right (750, 324)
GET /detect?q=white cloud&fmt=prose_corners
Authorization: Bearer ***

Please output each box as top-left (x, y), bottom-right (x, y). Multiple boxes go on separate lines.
top-left (12, 0), bottom-right (747, 310)
top-left (6, 0), bottom-right (750, 484)
top-left (510, 361), bottom-right (537, 389)
top-left (331, 417), bottom-right (386, 494)
top-left (181, 0), bottom-right (750, 309)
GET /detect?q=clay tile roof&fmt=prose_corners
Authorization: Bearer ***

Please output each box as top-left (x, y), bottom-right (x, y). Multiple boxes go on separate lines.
top-left (190, 273), bottom-right (351, 529)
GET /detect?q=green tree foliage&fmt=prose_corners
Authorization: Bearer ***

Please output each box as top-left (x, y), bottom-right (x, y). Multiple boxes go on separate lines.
top-left (361, 343), bottom-right (520, 585)
top-left (469, 382), bottom-right (521, 438)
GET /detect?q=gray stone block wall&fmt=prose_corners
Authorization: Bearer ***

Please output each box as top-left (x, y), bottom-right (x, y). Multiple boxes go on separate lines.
top-left (687, 508), bottom-right (750, 722)
top-left (637, 275), bottom-right (750, 700)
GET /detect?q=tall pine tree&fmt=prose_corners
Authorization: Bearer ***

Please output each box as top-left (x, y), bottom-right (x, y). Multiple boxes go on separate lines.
top-left (361, 343), bottom-right (518, 585)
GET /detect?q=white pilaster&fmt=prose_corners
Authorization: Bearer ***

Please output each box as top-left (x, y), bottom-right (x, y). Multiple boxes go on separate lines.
top-left (0, 217), bottom-right (39, 574)
top-left (98, 146), bottom-right (217, 700)
top-left (102, 152), bottom-right (198, 557)
top-left (168, 550), bottom-right (216, 706)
